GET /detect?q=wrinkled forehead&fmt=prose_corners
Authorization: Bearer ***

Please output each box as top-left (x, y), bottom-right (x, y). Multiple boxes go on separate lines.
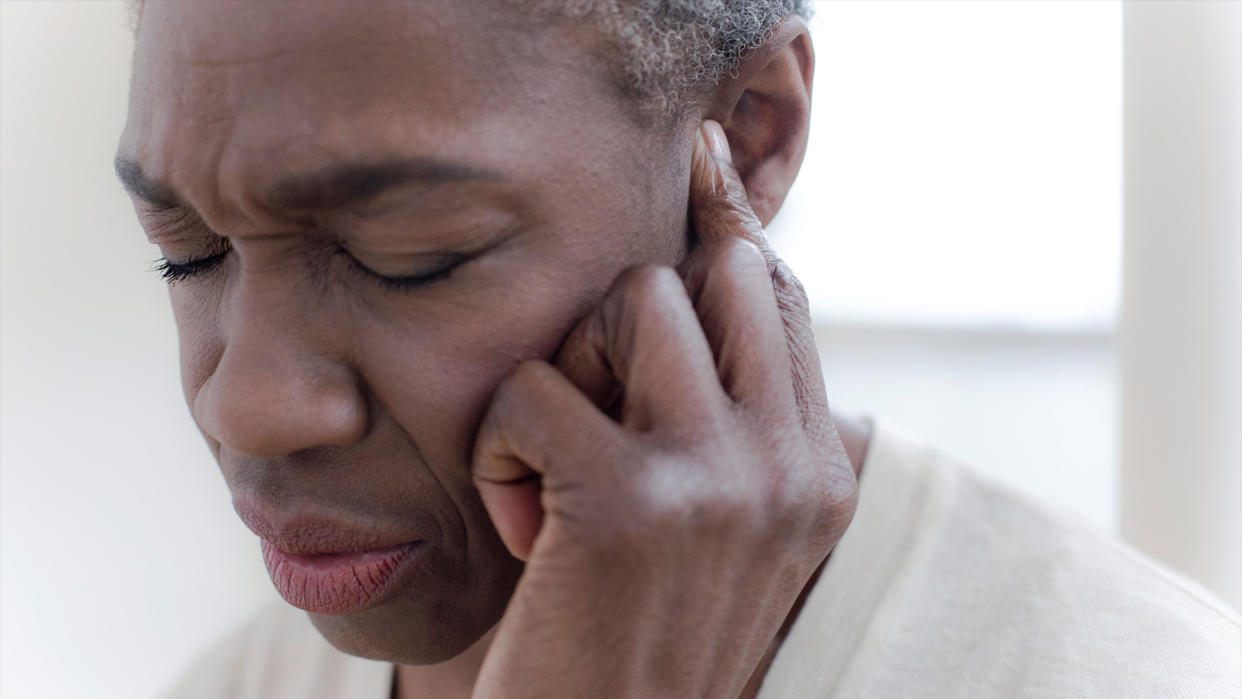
top-left (119, 1), bottom-right (638, 219)
top-left (129, 1), bottom-right (533, 115)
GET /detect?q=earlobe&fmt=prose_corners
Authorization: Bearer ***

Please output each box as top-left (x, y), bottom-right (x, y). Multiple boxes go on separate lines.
top-left (702, 18), bottom-right (814, 227)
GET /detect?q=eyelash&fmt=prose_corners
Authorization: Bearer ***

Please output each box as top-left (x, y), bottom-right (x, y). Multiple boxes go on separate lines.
top-left (152, 244), bottom-right (465, 292)
top-left (153, 241), bottom-right (231, 284)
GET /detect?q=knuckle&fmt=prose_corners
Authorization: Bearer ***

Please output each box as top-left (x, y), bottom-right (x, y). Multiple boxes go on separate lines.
top-left (693, 237), bottom-right (771, 300)
top-left (610, 264), bottom-right (685, 313)
top-left (613, 263), bottom-right (653, 289)
top-left (595, 455), bottom-right (760, 548)
top-left (618, 263), bottom-right (680, 294)
top-left (701, 235), bottom-right (765, 268)
top-left (762, 460), bottom-right (817, 525)
top-left (649, 452), bottom-right (770, 529)
top-left (491, 359), bottom-right (552, 412)
top-left (773, 258), bottom-right (808, 298)
top-left (637, 486), bottom-right (752, 543)
top-left (627, 459), bottom-right (697, 527)
top-left (758, 440), bottom-right (857, 537)
top-left (575, 443), bottom-right (857, 562)
top-left (773, 260), bottom-right (811, 313)
top-left (506, 358), bottom-right (555, 393)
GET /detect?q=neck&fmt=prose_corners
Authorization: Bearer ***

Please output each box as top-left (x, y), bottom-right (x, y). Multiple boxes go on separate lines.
top-left (394, 415), bottom-right (870, 699)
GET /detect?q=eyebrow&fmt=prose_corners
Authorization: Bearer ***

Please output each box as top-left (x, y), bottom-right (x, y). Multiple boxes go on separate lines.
top-left (113, 156), bottom-right (503, 213)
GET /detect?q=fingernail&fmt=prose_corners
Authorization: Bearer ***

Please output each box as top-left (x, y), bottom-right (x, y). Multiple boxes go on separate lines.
top-left (694, 123), bottom-right (709, 158)
top-left (701, 120), bottom-right (733, 165)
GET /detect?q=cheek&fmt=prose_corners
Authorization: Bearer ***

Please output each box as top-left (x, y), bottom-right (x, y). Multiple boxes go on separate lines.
top-left (356, 230), bottom-right (666, 475)
top-left (170, 286), bottom-right (224, 411)
top-left (358, 278), bottom-right (595, 479)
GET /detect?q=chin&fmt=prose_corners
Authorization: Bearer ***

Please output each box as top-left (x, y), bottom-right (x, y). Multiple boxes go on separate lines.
top-left (306, 555), bottom-right (522, 665)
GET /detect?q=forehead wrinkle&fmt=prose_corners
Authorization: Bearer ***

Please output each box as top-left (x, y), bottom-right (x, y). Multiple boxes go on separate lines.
top-left (125, 1), bottom-right (652, 239)
top-left (264, 158), bottom-right (504, 214)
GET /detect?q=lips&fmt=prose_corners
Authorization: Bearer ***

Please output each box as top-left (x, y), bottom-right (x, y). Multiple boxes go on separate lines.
top-left (261, 539), bottom-right (421, 615)
top-left (236, 498), bottom-right (424, 615)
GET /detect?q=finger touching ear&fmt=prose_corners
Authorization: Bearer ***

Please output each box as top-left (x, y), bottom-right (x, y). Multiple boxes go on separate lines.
top-left (689, 120), bottom-right (768, 255)
top-left (701, 16), bottom-right (814, 227)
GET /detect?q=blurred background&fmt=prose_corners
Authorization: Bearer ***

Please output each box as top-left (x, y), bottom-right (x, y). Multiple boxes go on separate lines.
top-left (1, 1), bottom-right (1238, 697)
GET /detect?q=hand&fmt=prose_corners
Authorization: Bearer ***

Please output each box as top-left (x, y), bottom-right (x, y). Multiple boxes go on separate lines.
top-left (470, 120), bottom-right (858, 698)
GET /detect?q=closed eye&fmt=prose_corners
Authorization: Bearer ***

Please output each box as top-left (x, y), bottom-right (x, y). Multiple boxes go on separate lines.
top-left (153, 240), bottom-right (232, 285)
top-left (152, 244), bottom-right (465, 291)
top-left (343, 251), bottom-right (468, 292)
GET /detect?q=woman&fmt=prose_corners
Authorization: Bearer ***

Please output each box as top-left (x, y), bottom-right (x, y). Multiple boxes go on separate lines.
top-left (115, 2), bottom-right (1238, 697)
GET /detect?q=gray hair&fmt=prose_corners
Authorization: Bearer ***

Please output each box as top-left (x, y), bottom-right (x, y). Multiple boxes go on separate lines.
top-left (520, 0), bottom-right (813, 119)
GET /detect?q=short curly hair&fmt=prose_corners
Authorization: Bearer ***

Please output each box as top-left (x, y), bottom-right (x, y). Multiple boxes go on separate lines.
top-left (518, 0), bottom-right (813, 118)
top-left (128, 0), bottom-right (811, 120)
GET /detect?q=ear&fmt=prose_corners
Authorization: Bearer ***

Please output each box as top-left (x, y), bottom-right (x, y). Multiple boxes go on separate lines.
top-left (702, 17), bottom-right (814, 227)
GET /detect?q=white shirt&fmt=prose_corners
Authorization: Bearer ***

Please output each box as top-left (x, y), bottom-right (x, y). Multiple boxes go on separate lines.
top-left (163, 421), bottom-right (1242, 698)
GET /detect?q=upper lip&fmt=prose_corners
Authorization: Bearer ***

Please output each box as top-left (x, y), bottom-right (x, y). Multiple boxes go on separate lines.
top-left (234, 496), bottom-right (419, 556)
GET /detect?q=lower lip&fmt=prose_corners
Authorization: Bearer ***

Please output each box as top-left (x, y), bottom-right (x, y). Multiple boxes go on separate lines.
top-left (261, 539), bottom-right (422, 615)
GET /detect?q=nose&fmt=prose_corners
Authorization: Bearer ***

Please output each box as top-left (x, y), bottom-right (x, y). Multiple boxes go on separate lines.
top-left (193, 334), bottom-right (370, 460)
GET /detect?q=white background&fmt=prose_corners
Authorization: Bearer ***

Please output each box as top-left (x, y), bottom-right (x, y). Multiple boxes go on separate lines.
top-left (771, 0), bottom-right (1122, 539)
top-left (1, 2), bottom-right (1235, 699)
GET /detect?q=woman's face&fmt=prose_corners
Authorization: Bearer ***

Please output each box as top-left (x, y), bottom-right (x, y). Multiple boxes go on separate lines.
top-left (116, 1), bottom-right (692, 663)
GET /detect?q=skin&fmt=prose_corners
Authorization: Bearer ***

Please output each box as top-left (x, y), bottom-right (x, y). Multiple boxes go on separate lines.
top-left (471, 124), bottom-right (861, 698)
top-left (116, 2), bottom-right (869, 697)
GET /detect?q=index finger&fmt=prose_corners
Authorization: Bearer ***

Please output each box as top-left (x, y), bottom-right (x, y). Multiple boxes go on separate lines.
top-left (688, 120), bottom-right (833, 443)
top-left (688, 120), bottom-right (775, 267)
